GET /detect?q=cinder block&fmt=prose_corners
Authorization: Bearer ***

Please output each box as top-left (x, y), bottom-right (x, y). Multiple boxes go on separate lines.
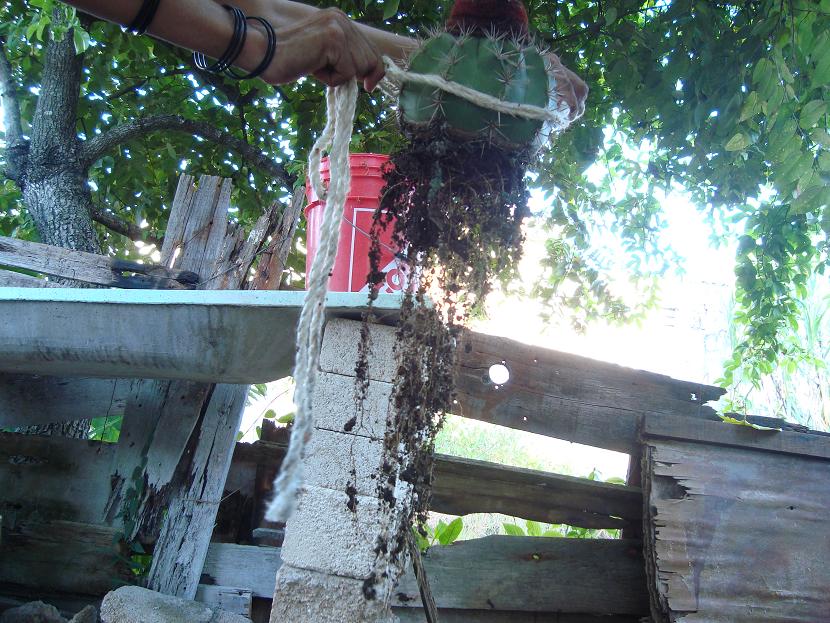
top-left (320, 318), bottom-right (397, 383)
top-left (303, 428), bottom-right (384, 497)
top-left (281, 485), bottom-right (392, 580)
top-left (271, 564), bottom-right (397, 623)
top-left (312, 370), bottom-right (392, 440)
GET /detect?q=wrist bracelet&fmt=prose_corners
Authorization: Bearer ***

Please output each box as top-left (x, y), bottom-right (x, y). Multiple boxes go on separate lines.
top-left (226, 16), bottom-right (277, 81)
top-left (193, 5), bottom-right (248, 74)
top-left (128, 0), bottom-right (162, 35)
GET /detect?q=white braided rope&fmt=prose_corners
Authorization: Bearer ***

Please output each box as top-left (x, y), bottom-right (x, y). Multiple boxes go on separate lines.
top-left (266, 80), bottom-right (358, 522)
top-left (382, 56), bottom-right (572, 133)
top-left (267, 56), bottom-right (572, 522)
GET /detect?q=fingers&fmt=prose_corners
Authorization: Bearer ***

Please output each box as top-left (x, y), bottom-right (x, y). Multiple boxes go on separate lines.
top-left (269, 7), bottom-right (385, 90)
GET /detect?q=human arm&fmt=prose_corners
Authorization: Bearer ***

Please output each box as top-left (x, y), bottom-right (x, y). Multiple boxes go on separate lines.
top-left (59, 0), bottom-right (416, 90)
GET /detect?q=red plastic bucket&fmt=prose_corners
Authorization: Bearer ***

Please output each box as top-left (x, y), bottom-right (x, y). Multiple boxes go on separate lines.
top-left (305, 153), bottom-right (410, 293)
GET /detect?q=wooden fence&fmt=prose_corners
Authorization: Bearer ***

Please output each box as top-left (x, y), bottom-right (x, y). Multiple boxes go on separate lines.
top-left (3, 174), bottom-right (829, 622)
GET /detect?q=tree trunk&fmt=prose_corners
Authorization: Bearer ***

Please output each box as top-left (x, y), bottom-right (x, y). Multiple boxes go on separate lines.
top-left (15, 15), bottom-right (97, 437)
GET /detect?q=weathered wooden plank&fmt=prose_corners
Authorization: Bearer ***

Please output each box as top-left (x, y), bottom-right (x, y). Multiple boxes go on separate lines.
top-left (194, 585), bottom-right (253, 617)
top-left (232, 440), bottom-right (641, 529)
top-left (203, 537), bottom-right (647, 615)
top-left (394, 536), bottom-right (647, 614)
top-left (0, 374), bottom-right (127, 428)
top-left (147, 384), bottom-right (249, 597)
top-left (0, 235), bottom-right (197, 289)
top-left (454, 331), bottom-right (724, 453)
top-left (643, 413), bottom-right (830, 460)
top-left (109, 175), bottom-right (294, 602)
top-left (250, 188), bottom-right (305, 291)
top-left (0, 289), bottom-right (402, 384)
top-left (201, 543), bottom-right (283, 599)
top-left (0, 521), bottom-right (130, 595)
top-left (430, 455), bottom-right (641, 529)
top-left (644, 439), bottom-right (830, 623)
top-left (0, 269), bottom-right (56, 287)
top-left (0, 432), bottom-right (114, 525)
top-left (394, 611), bottom-right (640, 623)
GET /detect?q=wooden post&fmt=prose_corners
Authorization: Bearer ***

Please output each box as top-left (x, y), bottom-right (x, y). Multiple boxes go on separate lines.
top-left (103, 177), bottom-right (302, 599)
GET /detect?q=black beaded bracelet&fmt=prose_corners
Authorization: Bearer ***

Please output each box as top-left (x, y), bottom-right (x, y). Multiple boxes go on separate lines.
top-left (127, 0), bottom-right (162, 35)
top-left (193, 5), bottom-right (248, 74)
top-left (226, 16), bottom-right (277, 81)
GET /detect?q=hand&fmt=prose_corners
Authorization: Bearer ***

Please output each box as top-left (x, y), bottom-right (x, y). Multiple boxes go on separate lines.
top-left (260, 8), bottom-right (386, 91)
top-left (547, 53), bottom-right (588, 121)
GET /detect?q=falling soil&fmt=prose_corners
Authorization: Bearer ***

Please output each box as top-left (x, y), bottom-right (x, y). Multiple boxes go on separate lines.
top-left (354, 122), bottom-right (532, 598)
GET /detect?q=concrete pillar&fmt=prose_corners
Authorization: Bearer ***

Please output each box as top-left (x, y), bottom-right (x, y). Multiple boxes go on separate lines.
top-left (270, 319), bottom-right (405, 623)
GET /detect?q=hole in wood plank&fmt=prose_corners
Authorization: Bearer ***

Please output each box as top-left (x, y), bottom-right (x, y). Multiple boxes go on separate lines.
top-left (488, 364), bottom-right (510, 385)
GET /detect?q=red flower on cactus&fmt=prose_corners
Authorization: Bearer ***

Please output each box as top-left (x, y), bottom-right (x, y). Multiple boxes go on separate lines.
top-left (446, 0), bottom-right (530, 38)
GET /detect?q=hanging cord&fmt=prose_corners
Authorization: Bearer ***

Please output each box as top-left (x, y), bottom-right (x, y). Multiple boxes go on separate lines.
top-left (266, 80), bottom-right (359, 522)
top-left (266, 57), bottom-right (576, 523)
top-left (381, 56), bottom-right (573, 132)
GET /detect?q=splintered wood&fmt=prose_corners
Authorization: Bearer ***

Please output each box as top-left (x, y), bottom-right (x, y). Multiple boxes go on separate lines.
top-left (644, 439), bottom-right (830, 622)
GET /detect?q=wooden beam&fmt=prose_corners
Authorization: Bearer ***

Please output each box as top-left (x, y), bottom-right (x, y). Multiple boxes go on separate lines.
top-left (643, 413), bottom-right (830, 461)
top-left (0, 375), bottom-right (127, 428)
top-left (0, 432), bottom-right (114, 525)
top-left (454, 331), bottom-right (725, 453)
top-left (200, 543), bottom-right (283, 599)
top-left (643, 439), bottom-right (830, 622)
top-left (0, 521), bottom-right (130, 596)
top-left (0, 269), bottom-right (56, 288)
top-left (0, 235), bottom-right (198, 289)
top-left (202, 537), bottom-right (648, 616)
top-left (233, 440), bottom-right (642, 529)
top-left (430, 454), bottom-right (641, 529)
top-left (395, 611), bottom-right (641, 623)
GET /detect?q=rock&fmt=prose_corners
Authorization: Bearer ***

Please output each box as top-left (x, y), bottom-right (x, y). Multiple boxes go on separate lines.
top-left (100, 586), bottom-right (251, 623)
top-left (0, 601), bottom-right (66, 623)
top-left (68, 606), bottom-right (98, 623)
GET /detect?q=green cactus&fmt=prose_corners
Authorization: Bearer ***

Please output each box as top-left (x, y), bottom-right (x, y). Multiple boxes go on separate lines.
top-left (399, 31), bottom-right (554, 151)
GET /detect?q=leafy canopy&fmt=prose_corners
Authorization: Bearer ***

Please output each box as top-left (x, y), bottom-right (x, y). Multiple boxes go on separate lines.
top-left (1, 0), bottom-right (830, 390)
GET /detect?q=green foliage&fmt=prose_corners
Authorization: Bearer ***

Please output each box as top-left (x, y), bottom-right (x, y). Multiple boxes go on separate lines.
top-left (502, 518), bottom-right (620, 540)
top-left (413, 516), bottom-right (464, 552)
top-left (89, 415), bottom-right (122, 442)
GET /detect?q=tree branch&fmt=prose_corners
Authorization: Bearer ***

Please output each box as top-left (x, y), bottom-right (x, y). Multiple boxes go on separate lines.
top-left (90, 204), bottom-right (162, 246)
top-left (79, 114), bottom-right (294, 187)
top-left (0, 36), bottom-right (24, 147)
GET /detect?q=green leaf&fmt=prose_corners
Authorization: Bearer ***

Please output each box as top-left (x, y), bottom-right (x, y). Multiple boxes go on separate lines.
top-left (542, 529), bottom-right (561, 538)
top-left (525, 520), bottom-right (543, 537)
top-left (739, 91), bottom-right (760, 122)
top-left (800, 100), bottom-right (827, 129)
top-left (811, 129), bottom-right (830, 148)
top-left (604, 7), bottom-right (618, 26)
top-left (719, 414), bottom-right (782, 431)
top-left (277, 413), bottom-right (295, 424)
top-left (382, 0), bottom-right (399, 20)
top-left (503, 523), bottom-right (525, 536)
top-left (437, 517), bottom-right (463, 545)
top-left (725, 133), bottom-right (750, 152)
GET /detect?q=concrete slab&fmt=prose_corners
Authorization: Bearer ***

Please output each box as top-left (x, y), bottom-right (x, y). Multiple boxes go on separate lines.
top-left (0, 289), bottom-right (401, 384)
